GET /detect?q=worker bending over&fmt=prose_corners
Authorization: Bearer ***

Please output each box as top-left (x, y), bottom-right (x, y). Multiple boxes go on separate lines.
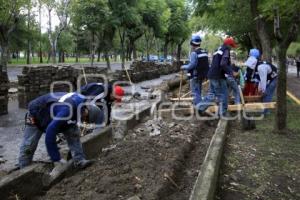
top-left (18, 92), bottom-right (103, 175)
top-left (80, 83), bottom-right (125, 125)
top-left (255, 60), bottom-right (278, 104)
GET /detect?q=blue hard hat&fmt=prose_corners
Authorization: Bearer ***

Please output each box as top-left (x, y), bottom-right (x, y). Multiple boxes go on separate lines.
top-left (249, 48), bottom-right (260, 59)
top-left (190, 35), bottom-right (202, 46)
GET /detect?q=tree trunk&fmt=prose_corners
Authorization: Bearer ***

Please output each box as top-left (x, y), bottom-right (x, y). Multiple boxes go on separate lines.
top-left (27, 40), bottom-right (31, 64)
top-left (97, 49), bottom-right (101, 62)
top-left (275, 46), bottom-right (287, 132)
top-left (39, 3), bottom-right (43, 63)
top-left (133, 43), bottom-right (137, 60)
top-left (0, 43), bottom-right (9, 72)
top-left (47, 51), bottom-right (51, 63)
top-left (62, 51), bottom-right (65, 63)
top-left (51, 41), bottom-right (56, 63)
top-left (250, 0), bottom-right (272, 62)
top-left (118, 28), bottom-right (126, 69)
top-left (58, 51), bottom-right (62, 62)
top-left (164, 39), bottom-right (169, 59)
top-left (176, 40), bottom-right (184, 61)
top-left (104, 51), bottom-right (111, 71)
top-left (75, 42), bottom-right (79, 63)
top-left (177, 43), bottom-right (182, 61)
top-left (76, 50), bottom-right (79, 63)
top-left (90, 32), bottom-right (95, 67)
top-left (248, 32), bottom-right (261, 50)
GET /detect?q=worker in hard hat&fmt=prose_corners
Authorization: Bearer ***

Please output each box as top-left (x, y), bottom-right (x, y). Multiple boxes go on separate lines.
top-left (18, 92), bottom-right (104, 176)
top-left (181, 35), bottom-right (209, 106)
top-left (243, 48), bottom-right (261, 96)
top-left (198, 37), bottom-right (238, 116)
top-left (80, 83), bottom-right (125, 125)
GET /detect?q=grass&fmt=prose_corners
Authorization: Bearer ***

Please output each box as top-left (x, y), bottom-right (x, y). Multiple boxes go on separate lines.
top-left (216, 98), bottom-right (300, 200)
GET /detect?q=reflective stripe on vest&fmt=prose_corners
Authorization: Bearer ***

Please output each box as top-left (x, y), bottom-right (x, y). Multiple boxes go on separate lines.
top-left (91, 92), bottom-right (105, 104)
top-left (213, 50), bottom-right (223, 56)
top-left (198, 53), bottom-right (208, 58)
top-left (58, 93), bottom-right (75, 102)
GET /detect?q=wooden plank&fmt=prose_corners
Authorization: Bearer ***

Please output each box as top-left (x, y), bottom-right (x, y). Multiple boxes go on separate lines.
top-left (243, 95), bottom-right (262, 102)
top-left (207, 102), bottom-right (276, 112)
top-left (287, 91), bottom-right (300, 105)
top-left (158, 102), bottom-right (276, 113)
top-left (178, 70), bottom-right (184, 103)
top-left (170, 95), bottom-right (263, 102)
top-left (238, 85), bottom-right (245, 105)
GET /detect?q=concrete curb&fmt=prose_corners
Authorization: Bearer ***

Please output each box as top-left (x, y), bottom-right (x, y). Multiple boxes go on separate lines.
top-left (189, 119), bottom-right (229, 200)
top-left (0, 164), bottom-right (48, 199)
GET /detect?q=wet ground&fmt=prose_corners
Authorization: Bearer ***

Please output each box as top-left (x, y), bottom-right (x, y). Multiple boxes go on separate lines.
top-left (0, 94), bottom-right (48, 172)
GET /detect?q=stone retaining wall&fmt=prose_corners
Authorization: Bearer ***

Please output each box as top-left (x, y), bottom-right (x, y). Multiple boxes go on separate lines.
top-left (0, 71), bottom-right (9, 115)
top-left (18, 65), bottom-right (107, 108)
top-left (17, 61), bottom-right (183, 108)
top-left (113, 61), bottom-right (182, 82)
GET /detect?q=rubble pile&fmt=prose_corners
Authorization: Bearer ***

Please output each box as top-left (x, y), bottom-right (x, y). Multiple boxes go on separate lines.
top-left (130, 117), bottom-right (194, 143)
top-left (0, 71), bottom-right (9, 115)
top-left (114, 61), bottom-right (182, 82)
top-left (18, 65), bottom-right (107, 108)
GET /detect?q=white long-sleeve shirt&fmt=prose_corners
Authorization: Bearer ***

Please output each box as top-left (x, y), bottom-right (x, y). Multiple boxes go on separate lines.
top-left (257, 63), bottom-right (273, 92)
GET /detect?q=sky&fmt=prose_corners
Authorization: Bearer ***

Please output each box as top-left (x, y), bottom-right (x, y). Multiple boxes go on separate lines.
top-left (32, 5), bottom-right (60, 33)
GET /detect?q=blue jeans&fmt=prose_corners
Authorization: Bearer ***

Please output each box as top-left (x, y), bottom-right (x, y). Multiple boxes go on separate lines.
top-left (18, 123), bottom-right (86, 168)
top-left (190, 78), bottom-right (202, 105)
top-left (262, 78), bottom-right (277, 114)
top-left (226, 76), bottom-right (240, 104)
top-left (198, 79), bottom-right (228, 115)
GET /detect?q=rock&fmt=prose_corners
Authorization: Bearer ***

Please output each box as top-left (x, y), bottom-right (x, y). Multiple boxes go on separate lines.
top-left (134, 183), bottom-right (142, 190)
top-left (8, 88), bottom-right (18, 93)
top-left (102, 144), bottom-right (117, 152)
top-left (168, 122), bottom-right (176, 128)
top-left (0, 157), bottom-right (6, 164)
top-left (127, 196), bottom-right (141, 200)
top-left (150, 128), bottom-right (161, 137)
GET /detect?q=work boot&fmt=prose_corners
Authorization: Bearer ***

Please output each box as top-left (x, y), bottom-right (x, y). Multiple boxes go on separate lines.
top-left (49, 159), bottom-right (68, 177)
top-left (198, 109), bottom-right (214, 118)
top-left (74, 159), bottom-right (94, 169)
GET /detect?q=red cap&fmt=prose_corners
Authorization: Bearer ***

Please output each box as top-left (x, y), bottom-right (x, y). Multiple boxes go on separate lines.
top-left (224, 37), bottom-right (238, 48)
top-left (113, 85), bottom-right (124, 102)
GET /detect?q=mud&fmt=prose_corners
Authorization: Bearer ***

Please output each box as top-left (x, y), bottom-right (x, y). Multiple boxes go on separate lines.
top-left (41, 115), bottom-right (216, 200)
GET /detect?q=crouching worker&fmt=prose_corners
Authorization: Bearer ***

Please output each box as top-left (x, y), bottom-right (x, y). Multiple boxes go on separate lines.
top-left (18, 92), bottom-right (104, 174)
top-left (80, 83), bottom-right (125, 125)
top-left (181, 35), bottom-right (209, 106)
top-left (255, 60), bottom-right (278, 113)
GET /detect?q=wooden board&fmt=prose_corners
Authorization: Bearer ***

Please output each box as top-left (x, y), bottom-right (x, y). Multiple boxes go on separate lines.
top-left (158, 102), bottom-right (276, 113)
top-left (170, 95), bottom-right (263, 103)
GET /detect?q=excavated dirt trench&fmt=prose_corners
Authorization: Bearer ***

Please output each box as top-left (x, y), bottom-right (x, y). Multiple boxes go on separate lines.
top-left (40, 115), bottom-right (216, 200)
top-left (33, 82), bottom-right (217, 200)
